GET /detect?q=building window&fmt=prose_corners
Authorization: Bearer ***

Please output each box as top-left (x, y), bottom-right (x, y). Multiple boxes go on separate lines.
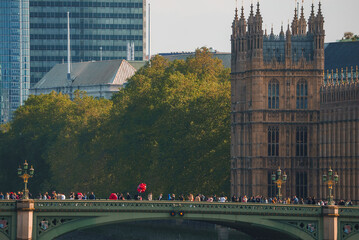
top-left (268, 171), bottom-right (277, 198)
top-left (268, 80), bottom-right (279, 109)
top-left (296, 81), bottom-right (308, 109)
top-left (296, 172), bottom-right (308, 198)
top-left (268, 127), bottom-right (279, 156)
top-left (296, 127), bottom-right (308, 157)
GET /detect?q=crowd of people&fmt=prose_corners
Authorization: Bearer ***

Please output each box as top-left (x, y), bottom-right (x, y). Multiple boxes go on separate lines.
top-left (0, 191), bottom-right (354, 206)
top-left (230, 195), bottom-right (354, 206)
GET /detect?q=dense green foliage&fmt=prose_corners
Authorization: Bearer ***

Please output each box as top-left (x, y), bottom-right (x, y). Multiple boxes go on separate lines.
top-left (0, 48), bottom-right (231, 198)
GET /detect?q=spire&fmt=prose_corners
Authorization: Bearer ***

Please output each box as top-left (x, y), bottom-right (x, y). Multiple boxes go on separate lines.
top-left (256, 1), bottom-right (260, 15)
top-left (298, 0), bottom-right (307, 35)
top-left (315, 1), bottom-right (324, 33)
top-left (254, 0), bottom-right (263, 32)
top-left (240, 5), bottom-right (245, 19)
top-left (248, 2), bottom-right (255, 33)
top-left (269, 24), bottom-right (274, 40)
top-left (238, 4), bottom-right (247, 36)
top-left (235, 7), bottom-right (239, 20)
top-left (318, 1), bottom-right (322, 16)
top-left (308, 2), bottom-right (315, 34)
top-left (294, 3), bottom-right (298, 19)
top-left (300, 0), bottom-right (305, 19)
top-left (310, 1), bottom-right (315, 17)
top-left (291, 2), bottom-right (299, 35)
top-left (280, 23), bottom-right (285, 40)
top-left (286, 21), bottom-right (291, 36)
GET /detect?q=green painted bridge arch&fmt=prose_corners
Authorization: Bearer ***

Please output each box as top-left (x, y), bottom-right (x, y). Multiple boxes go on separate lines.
top-left (33, 201), bottom-right (321, 240)
top-left (0, 200), bottom-right (359, 239)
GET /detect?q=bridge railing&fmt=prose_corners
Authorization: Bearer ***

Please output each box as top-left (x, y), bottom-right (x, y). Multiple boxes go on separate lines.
top-left (338, 207), bottom-right (359, 218)
top-left (32, 200), bottom-right (323, 216)
top-left (0, 201), bottom-right (16, 211)
top-left (2, 200), bottom-right (358, 217)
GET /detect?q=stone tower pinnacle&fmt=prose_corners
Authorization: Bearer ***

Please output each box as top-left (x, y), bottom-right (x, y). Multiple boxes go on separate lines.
top-left (291, 4), bottom-right (299, 35)
top-left (298, 0), bottom-right (307, 35)
top-left (308, 3), bottom-right (315, 34)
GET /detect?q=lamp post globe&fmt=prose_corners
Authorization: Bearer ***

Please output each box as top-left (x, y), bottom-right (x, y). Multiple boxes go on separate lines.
top-left (17, 160), bottom-right (34, 200)
top-left (272, 167), bottom-right (287, 201)
top-left (323, 167), bottom-right (338, 205)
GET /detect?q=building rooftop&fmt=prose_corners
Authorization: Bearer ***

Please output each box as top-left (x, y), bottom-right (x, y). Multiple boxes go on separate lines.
top-left (33, 59), bottom-right (140, 89)
top-left (325, 41), bottom-right (359, 71)
top-left (159, 52), bottom-right (231, 69)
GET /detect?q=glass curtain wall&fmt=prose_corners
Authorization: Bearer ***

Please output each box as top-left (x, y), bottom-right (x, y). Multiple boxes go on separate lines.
top-left (0, 0), bottom-right (30, 123)
top-left (29, 0), bottom-right (146, 85)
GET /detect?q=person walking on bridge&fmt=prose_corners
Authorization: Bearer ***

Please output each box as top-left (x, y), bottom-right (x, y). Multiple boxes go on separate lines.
top-left (89, 192), bottom-right (96, 200)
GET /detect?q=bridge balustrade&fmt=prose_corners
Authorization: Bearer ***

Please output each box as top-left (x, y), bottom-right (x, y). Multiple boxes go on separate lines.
top-left (0, 200), bottom-right (357, 240)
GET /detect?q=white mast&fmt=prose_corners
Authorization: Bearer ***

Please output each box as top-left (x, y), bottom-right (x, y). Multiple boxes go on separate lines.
top-left (127, 42), bottom-right (131, 60)
top-left (131, 41), bottom-right (135, 61)
top-left (148, 3), bottom-right (151, 60)
top-left (67, 12), bottom-right (71, 82)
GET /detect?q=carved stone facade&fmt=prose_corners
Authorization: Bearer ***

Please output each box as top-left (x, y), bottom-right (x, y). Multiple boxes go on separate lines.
top-left (230, 2), bottom-right (359, 202)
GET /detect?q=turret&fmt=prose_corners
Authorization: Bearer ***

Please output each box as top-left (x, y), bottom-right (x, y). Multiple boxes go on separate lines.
top-left (269, 25), bottom-right (274, 40)
top-left (231, 7), bottom-right (239, 70)
top-left (249, 2), bottom-right (263, 62)
top-left (308, 3), bottom-right (315, 34)
top-left (247, 3), bottom-right (255, 54)
top-left (285, 24), bottom-right (292, 65)
top-left (291, 6), bottom-right (299, 35)
top-left (298, 1), bottom-right (307, 35)
top-left (231, 4), bottom-right (248, 72)
top-left (239, 6), bottom-right (247, 37)
top-left (313, 1), bottom-right (325, 69)
top-left (238, 6), bottom-right (248, 71)
top-left (279, 23), bottom-right (285, 40)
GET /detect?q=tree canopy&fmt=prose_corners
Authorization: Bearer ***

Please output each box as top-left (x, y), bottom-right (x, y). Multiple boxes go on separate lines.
top-left (340, 32), bottom-right (359, 41)
top-left (0, 48), bottom-right (231, 198)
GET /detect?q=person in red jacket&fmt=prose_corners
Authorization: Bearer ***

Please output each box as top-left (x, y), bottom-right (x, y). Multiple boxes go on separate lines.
top-left (109, 193), bottom-right (118, 200)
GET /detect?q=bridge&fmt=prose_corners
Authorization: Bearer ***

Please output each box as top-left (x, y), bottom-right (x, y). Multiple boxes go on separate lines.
top-left (0, 200), bottom-right (358, 240)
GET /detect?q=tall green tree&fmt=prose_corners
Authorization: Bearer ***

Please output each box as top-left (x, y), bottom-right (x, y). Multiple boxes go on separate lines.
top-left (0, 92), bottom-right (74, 192)
top-left (0, 48), bottom-right (231, 198)
top-left (109, 48), bottom-right (231, 196)
top-left (0, 91), bottom-right (113, 195)
top-left (45, 91), bottom-right (113, 195)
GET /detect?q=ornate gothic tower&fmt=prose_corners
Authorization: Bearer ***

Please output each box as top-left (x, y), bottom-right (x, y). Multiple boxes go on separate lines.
top-left (231, 2), bottom-right (325, 199)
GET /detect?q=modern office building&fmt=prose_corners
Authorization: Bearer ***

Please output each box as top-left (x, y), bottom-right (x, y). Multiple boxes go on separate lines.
top-left (0, 0), bottom-right (31, 123)
top-left (29, 0), bottom-right (147, 85)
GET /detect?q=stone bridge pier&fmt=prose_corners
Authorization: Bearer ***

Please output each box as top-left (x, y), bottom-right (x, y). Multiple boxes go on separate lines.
top-left (16, 200), bottom-right (34, 240)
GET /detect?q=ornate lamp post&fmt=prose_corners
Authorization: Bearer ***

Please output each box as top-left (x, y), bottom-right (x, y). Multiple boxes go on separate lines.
top-left (17, 160), bottom-right (34, 200)
top-left (322, 167), bottom-right (339, 205)
top-left (271, 167), bottom-right (287, 200)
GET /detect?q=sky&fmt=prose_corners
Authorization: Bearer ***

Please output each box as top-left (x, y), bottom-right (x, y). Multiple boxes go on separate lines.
top-left (148, 0), bottom-right (359, 55)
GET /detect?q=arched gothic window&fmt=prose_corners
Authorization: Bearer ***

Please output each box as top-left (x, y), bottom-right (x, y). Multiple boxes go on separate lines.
top-left (296, 127), bottom-right (308, 157)
top-left (296, 81), bottom-right (308, 109)
top-left (268, 80), bottom-right (279, 109)
top-left (268, 127), bottom-right (279, 156)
